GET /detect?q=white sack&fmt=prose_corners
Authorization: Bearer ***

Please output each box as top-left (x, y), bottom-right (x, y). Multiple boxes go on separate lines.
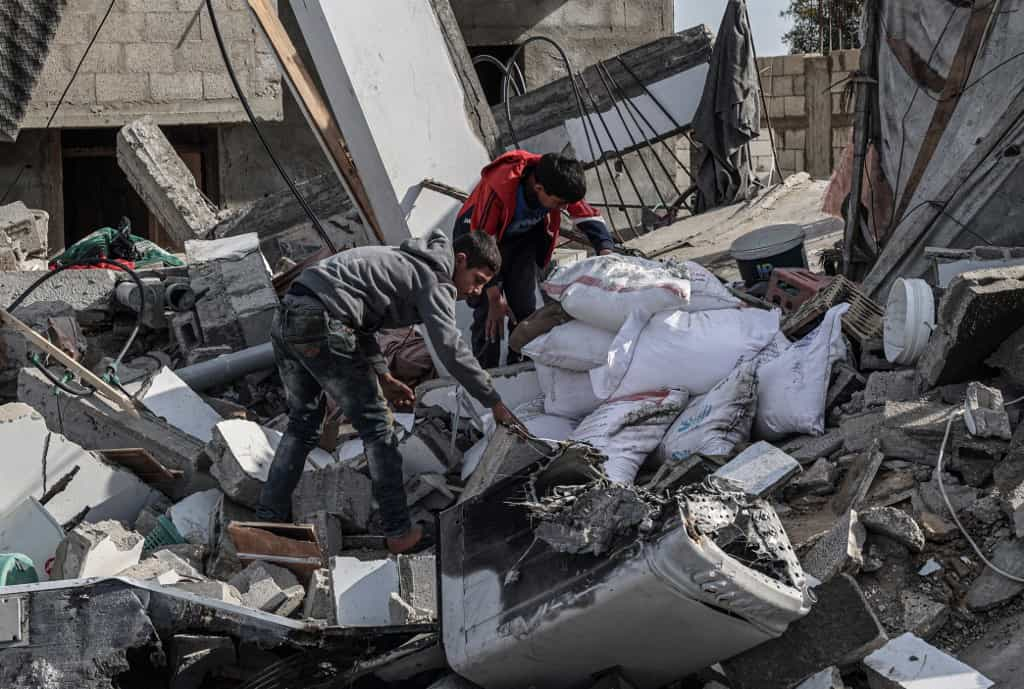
top-left (571, 389), bottom-right (688, 484)
top-left (542, 255), bottom-right (691, 332)
top-left (591, 307), bottom-right (781, 400)
top-left (460, 397), bottom-right (577, 480)
top-left (754, 304), bottom-right (850, 440)
top-left (522, 320), bottom-right (615, 371)
top-left (537, 363), bottom-right (602, 420)
top-left (675, 260), bottom-right (742, 311)
top-left (655, 362), bottom-right (758, 464)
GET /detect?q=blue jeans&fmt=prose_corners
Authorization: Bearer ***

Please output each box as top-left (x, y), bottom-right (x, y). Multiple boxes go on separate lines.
top-left (255, 294), bottom-right (410, 538)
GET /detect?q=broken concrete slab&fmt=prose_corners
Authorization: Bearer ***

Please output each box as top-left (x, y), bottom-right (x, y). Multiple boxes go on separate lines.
top-left (986, 323), bottom-right (1024, 387)
top-left (0, 581), bottom-right (161, 689)
top-left (919, 511), bottom-right (959, 543)
top-left (304, 510), bottom-right (344, 561)
top-left (293, 462), bottom-right (373, 534)
top-left (0, 270), bottom-right (116, 324)
top-left (859, 507), bottom-right (925, 552)
top-left (185, 233), bottom-right (278, 350)
top-left (208, 419), bottom-right (336, 510)
top-left (914, 476), bottom-right (978, 519)
top-left (0, 201), bottom-right (47, 258)
top-left (785, 458), bottom-right (837, 499)
top-left (118, 548), bottom-right (204, 585)
top-left (965, 538), bottom-right (1024, 612)
top-left (303, 568), bottom-right (335, 623)
top-left (713, 441), bottom-right (802, 497)
top-left (801, 510), bottom-right (866, 583)
top-left (52, 519), bottom-right (144, 579)
top-left (0, 497), bottom-right (63, 581)
top-left (205, 495), bottom-right (255, 581)
top-left (0, 301), bottom-right (84, 399)
top-left (169, 488), bottom-right (223, 546)
top-left (229, 560), bottom-right (305, 616)
top-left (963, 382), bottom-right (1012, 440)
top-left (722, 574), bottom-right (886, 689)
top-left (900, 591), bottom-right (949, 640)
top-left (172, 580), bottom-right (244, 606)
top-left (864, 370), bottom-right (925, 407)
top-left (124, 367), bottom-right (223, 443)
top-left (117, 117), bottom-right (221, 244)
top-left (918, 266), bottom-right (1024, 387)
top-left (18, 367), bottom-right (203, 499)
top-left (842, 408), bottom-right (885, 453)
top-left (832, 440), bottom-right (886, 514)
top-left (863, 632), bottom-right (993, 689)
top-left (330, 556), bottom-right (399, 626)
top-left (154, 543), bottom-right (208, 574)
top-left (783, 430), bottom-right (846, 465)
top-left (168, 634), bottom-right (237, 689)
top-left (398, 553), bottom-right (436, 619)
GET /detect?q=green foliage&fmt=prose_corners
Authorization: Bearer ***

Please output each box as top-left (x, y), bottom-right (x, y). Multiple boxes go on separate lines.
top-left (781, 0), bottom-right (863, 54)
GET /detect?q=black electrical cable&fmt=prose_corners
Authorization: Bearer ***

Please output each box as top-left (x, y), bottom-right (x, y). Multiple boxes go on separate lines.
top-left (1, 0), bottom-right (118, 205)
top-left (205, 0), bottom-right (338, 253)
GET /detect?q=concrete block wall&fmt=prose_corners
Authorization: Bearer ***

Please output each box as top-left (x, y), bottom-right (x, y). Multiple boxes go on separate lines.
top-left (19, 0), bottom-right (282, 130)
top-left (451, 0), bottom-right (674, 89)
top-left (751, 48), bottom-right (859, 181)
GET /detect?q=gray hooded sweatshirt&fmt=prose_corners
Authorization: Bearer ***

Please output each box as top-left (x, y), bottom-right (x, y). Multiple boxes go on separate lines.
top-left (293, 229), bottom-right (500, 408)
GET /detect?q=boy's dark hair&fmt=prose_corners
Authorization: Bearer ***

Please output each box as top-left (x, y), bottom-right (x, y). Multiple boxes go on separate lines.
top-left (453, 231), bottom-right (502, 275)
top-left (534, 153), bottom-right (586, 203)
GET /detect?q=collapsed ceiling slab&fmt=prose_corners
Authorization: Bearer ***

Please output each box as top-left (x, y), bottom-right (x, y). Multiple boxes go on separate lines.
top-left (290, 0), bottom-right (500, 242)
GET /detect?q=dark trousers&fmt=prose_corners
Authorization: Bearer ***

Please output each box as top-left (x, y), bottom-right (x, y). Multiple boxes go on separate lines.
top-left (455, 217), bottom-right (545, 369)
top-left (255, 294), bottom-right (410, 538)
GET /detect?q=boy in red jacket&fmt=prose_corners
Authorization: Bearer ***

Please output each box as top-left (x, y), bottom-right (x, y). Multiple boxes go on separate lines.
top-left (454, 150), bottom-right (614, 367)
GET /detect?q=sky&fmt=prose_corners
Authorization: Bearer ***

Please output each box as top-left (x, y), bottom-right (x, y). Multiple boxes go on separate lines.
top-left (675, 0), bottom-right (793, 57)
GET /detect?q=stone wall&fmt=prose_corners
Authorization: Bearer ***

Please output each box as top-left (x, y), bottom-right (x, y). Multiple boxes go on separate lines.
top-left (750, 49), bottom-right (859, 181)
top-left (19, 0), bottom-right (282, 130)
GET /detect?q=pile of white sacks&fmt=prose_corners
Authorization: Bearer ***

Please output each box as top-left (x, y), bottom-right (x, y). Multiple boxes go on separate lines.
top-left (470, 255), bottom-right (850, 485)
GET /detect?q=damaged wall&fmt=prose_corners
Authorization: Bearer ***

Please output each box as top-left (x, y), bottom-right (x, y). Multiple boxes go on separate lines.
top-left (18, 0), bottom-right (282, 130)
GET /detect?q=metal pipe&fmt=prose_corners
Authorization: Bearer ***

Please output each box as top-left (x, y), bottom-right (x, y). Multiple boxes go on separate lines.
top-left (175, 342), bottom-right (275, 391)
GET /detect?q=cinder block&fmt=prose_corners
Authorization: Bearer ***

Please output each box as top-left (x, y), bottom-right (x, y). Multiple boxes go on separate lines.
top-left (793, 74), bottom-right (806, 95)
top-left (152, 72), bottom-right (203, 101)
top-left (97, 73), bottom-right (149, 102)
top-left (784, 95), bottom-right (807, 117)
top-left (833, 126), bottom-right (853, 147)
top-left (109, 13), bottom-right (147, 42)
top-left (175, 43), bottom-right (225, 72)
top-left (64, 42), bottom-right (121, 73)
top-left (125, 43), bottom-right (175, 73)
top-left (783, 54), bottom-right (806, 75)
top-left (198, 9), bottom-right (255, 40)
top-left (784, 128), bottom-right (807, 150)
top-left (146, 12), bottom-right (202, 43)
top-left (774, 75), bottom-right (794, 97)
top-left (203, 72), bottom-right (234, 100)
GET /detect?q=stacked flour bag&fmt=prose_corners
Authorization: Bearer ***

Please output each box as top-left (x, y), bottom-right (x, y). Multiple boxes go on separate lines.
top-left (531, 255), bottom-right (757, 483)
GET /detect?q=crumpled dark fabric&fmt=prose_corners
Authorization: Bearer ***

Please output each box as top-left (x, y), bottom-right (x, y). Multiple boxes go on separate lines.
top-left (692, 0), bottom-right (762, 213)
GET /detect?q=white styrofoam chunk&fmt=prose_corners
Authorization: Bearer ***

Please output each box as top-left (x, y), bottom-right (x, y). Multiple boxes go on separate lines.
top-left (330, 556), bottom-right (400, 626)
top-left (863, 633), bottom-right (993, 689)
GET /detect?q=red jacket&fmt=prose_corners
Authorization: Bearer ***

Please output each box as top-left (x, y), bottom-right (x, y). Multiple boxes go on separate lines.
top-left (458, 150), bottom-right (612, 266)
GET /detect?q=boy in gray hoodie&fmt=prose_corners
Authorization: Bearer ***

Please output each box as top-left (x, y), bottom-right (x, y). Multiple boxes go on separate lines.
top-left (256, 229), bottom-right (521, 554)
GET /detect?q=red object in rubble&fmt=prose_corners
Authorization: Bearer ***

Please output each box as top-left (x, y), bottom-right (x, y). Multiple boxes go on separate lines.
top-left (765, 268), bottom-right (833, 313)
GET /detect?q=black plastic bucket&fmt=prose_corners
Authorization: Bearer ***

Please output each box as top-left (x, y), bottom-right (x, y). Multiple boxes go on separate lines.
top-left (729, 223), bottom-right (808, 286)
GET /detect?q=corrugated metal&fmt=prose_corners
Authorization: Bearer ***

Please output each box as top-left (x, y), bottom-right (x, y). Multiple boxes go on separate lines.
top-left (0, 0), bottom-right (67, 142)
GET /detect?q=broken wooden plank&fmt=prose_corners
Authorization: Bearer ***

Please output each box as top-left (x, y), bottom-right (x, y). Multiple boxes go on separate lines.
top-left (0, 306), bottom-right (139, 416)
top-left (246, 0), bottom-right (385, 244)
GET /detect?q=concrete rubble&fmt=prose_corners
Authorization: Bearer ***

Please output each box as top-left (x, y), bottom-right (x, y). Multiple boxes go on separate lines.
top-left (1, 4), bottom-right (1021, 688)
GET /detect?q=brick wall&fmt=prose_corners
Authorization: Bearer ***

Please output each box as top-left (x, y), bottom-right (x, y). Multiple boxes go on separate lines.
top-left (19, 0), bottom-right (282, 129)
top-left (750, 49), bottom-right (858, 181)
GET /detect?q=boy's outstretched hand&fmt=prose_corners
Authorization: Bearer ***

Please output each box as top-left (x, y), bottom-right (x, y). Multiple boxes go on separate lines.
top-left (380, 372), bottom-right (415, 410)
top-left (491, 401), bottom-right (527, 433)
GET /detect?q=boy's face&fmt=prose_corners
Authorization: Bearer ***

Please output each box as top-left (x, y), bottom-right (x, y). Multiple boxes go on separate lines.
top-left (533, 183), bottom-right (569, 211)
top-left (453, 253), bottom-right (495, 300)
